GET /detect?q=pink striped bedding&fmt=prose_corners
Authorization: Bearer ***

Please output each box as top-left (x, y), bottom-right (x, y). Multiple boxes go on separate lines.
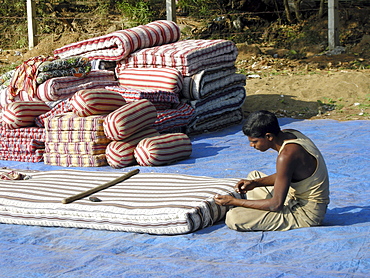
top-left (116, 67), bottom-right (183, 93)
top-left (44, 113), bottom-right (106, 132)
top-left (0, 149), bottom-right (44, 163)
top-left (45, 141), bottom-right (108, 155)
top-left (105, 127), bottom-right (160, 169)
top-left (0, 138), bottom-right (44, 152)
top-left (153, 103), bottom-right (195, 133)
top-left (45, 130), bottom-right (111, 144)
top-left (134, 133), bottom-right (192, 166)
top-left (35, 70), bottom-right (118, 102)
top-left (53, 20), bottom-right (180, 61)
top-left (117, 39), bottom-right (238, 76)
top-left (103, 99), bottom-right (157, 141)
top-left (106, 86), bottom-right (180, 105)
top-left (35, 99), bottom-right (72, 128)
top-left (43, 153), bottom-right (107, 167)
top-left (0, 126), bottom-right (45, 141)
top-left (69, 89), bottom-right (126, 117)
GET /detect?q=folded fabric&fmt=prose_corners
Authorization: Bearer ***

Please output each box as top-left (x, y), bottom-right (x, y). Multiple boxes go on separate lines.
top-left (43, 153), bottom-right (107, 167)
top-left (54, 20), bottom-right (180, 61)
top-left (44, 113), bottom-right (106, 132)
top-left (0, 138), bottom-right (44, 152)
top-left (189, 86), bottom-right (246, 119)
top-left (45, 130), bottom-right (111, 144)
top-left (182, 68), bottom-right (246, 100)
top-left (153, 103), bottom-right (195, 133)
top-left (186, 108), bottom-right (244, 134)
top-left (35, 98), bottom-right (72, 128)
top-left (70, 89), bottom-right (126, 117)
top-left (118, 39), bottom-right (238, 76)
top-left (0, 69), bottom-right (15, 85)
top-left (116, 67), bottom-right (183, 93)
top-left (38, 56), bottom-right (91, 72)
top-left (106, 127), bottom-right (160, 168)
top-left (36, 66), bottom-right (91, 85)
top-left (0, 149), bottom-right (44, 162)
top-left (103, 99), bottom-right (157, 141)
top-left (35, 70), bottom-right (118, 102)
top-left (106, 86), bottom-right (180, 105)
top-left (45, 141), bottom-right (108, 155)
top-left (2, 101), bottom-right (51, 129)
top-left (0, 126), bottom-right (46, 140)
top-left (134, 133), bottom-right (192, 166)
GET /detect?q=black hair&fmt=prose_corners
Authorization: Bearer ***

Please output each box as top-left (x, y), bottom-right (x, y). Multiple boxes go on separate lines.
top-left (242, 110), bottom-right (281, 138)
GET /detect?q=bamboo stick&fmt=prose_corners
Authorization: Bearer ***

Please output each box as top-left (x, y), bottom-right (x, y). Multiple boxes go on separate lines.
top-left (61, 169), bottom-right (140, 204)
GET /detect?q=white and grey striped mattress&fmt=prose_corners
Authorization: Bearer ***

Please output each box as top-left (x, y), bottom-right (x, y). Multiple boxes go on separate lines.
top-left (0, 169), bottom-right (240, 235)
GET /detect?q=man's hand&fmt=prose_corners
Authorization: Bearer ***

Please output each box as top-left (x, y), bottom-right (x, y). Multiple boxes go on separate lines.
top-left (235, 179), bottom-right (257, 194)
top-left (214, 194), bottom-right (235, 206)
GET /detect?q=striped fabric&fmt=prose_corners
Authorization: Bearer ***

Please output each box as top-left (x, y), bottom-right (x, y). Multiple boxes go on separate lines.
top-left (54, 20), bottom-right (180, 61)
top-left (106, 127), bottom-right (160, 168)
top-left (186, 109), bottom-right (244, 135)
top-left (0, 169), bottom-right (241, 234)
top-left (106, 86), bottom-right (180, 105)
top-left (45, 142), bottom-right (108, 155)
top-left (35, 98), bottom-right (73, 128)
top-left (70, 89), bottom-right (126, 117)
top-left (0, 126), bottom-right (45, 140)
top-left (116, 67), bottom-right (183, 93)
top-left (103, 99), bottom-right (157, 141)
top-left (2, 101), bottom-right (51, 129)
top-left (117, 39), bottom-right (238, 76)
top-left (45, 130), bottom-right (111, 144)
top-left (35, 70), bottom-right (118, 102)
top-left (43, 153), bottom-right (107, 167)
top-left (0, 138), bottom-right (44, 152)
top-left (44, 113), bottom-right (106, 132)
top-left (182, 68), bottom-right (246, 100)
top-left (134, 133), bottom-right (192, 166)
top-left (153, 103), bottom-right (195, 133)
top-left (189, 86), bottom-right (246, 119)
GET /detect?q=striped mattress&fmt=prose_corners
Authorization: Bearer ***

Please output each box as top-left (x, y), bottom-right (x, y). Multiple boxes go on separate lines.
top-left (0, 169), bottom-right (240, 235)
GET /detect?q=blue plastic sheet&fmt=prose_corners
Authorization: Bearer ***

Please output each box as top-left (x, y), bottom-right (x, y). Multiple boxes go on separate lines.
top-left (0, 119), bottom-right (369, 277)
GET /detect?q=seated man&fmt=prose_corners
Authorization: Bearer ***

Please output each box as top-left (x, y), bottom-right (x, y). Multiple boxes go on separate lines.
top-left (214, 110), bottom-right (330, 231)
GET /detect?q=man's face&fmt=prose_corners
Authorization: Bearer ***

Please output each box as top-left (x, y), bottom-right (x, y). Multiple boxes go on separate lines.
top-left (247, 135), bottom-right (270, 152)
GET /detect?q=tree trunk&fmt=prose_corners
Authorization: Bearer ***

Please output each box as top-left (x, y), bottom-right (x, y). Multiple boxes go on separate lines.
top-left (319, 0), bottom-right (325, 17)
top-left (283, 0), bottom-right (292, 22)
top-left (293, 0), bottom-right (303, 22)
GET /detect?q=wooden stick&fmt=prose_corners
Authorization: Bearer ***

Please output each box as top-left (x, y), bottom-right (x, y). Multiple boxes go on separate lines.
top-left (62, 169), bottom-right (140, 204)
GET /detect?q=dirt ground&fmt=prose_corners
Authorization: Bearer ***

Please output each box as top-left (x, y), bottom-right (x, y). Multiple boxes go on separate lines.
top-left (0, 16), bottom-right (369, 122)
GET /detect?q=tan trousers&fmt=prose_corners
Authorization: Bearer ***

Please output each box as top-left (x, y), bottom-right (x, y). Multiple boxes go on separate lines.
top-left (225, 171), bottom-right (327, 232)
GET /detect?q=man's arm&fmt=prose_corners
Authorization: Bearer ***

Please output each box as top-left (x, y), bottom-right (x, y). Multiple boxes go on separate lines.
top-left (235, 173), bottom-right (277, 194)
top-left (215, 145), bottom-right (299, 212)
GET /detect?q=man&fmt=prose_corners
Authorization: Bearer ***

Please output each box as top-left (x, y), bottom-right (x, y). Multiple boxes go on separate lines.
top-left (214, 110), bottom-right (330, 231)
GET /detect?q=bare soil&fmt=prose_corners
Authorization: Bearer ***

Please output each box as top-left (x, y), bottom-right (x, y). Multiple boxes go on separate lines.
top-left (1, 13), bottom-right (369, 121)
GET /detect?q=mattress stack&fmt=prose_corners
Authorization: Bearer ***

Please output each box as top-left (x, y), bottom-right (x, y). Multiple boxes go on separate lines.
top-left (0, 122), bottom-right (46, 162)
top-left (116, 39), bottom-right (246, 134)
top-left (43, 113), bottom-right (111, 167)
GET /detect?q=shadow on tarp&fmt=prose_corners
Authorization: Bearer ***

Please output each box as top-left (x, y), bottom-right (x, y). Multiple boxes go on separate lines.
top-left (243, 94), bottom-right (319, 120)
top-left (323, 206), bottom-right (370, 226)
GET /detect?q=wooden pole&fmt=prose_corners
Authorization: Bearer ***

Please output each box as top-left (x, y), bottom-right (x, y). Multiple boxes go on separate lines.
top-left (166, 0), bottom-right (176, 23)
top-left (27, 0), bottom-right (37, 49)
top-left (328, 0), bottom-right (339, 50)
top-left (61, 169), bottom-right (140, 204)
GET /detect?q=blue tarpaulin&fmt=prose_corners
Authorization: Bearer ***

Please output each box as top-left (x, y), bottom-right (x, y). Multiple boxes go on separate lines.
top-left (0, 118), bottom-right (369, 277)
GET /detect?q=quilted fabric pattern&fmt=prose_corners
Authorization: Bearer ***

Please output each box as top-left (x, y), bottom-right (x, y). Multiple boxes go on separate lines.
top-left (103, 99), bottom-right (157, 141)
top-left (134, 133), bottom-right (192, 166)
top-left (2, 101), bottom-right (51, 129)
top-left (70, 89), bottom-right (126, 117)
